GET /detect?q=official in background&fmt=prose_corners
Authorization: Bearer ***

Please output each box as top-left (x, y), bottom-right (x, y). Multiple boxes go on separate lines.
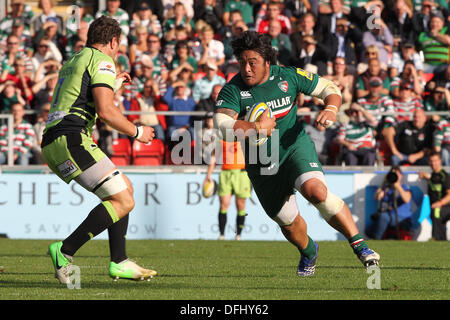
top-left (419, 152), bottom-right (450, 240)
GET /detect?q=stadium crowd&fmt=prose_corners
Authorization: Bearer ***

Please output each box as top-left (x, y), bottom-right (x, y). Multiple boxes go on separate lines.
top-left (0, 0), bottom-right (448, 166)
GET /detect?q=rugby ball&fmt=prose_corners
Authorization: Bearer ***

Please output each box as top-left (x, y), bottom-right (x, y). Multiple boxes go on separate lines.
top-left (202, 179), bottom-right (218, 198)
top-left (244, 102), bottom-right (273, 146)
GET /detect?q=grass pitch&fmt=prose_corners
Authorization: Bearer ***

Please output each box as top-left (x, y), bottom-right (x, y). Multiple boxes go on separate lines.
top-left (0, 239), bottom-right (448, 300)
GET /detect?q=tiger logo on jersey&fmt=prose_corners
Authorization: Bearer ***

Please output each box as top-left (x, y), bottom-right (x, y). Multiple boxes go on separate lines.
top-left (278, 81), bottom-right (288, 93)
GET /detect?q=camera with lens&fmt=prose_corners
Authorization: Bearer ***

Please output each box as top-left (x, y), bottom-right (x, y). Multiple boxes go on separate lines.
top-left (386, 170), bottom-right (398, 185)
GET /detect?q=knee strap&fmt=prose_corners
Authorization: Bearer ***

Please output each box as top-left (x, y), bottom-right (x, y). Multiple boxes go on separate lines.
top-left (93, 170), bottom-right (128, 200)
top-left (313, 191), bottom-right (345, 221)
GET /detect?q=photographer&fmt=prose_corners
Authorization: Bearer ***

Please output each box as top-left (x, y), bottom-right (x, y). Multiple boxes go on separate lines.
top-left (365, 166), bottom-right (413, 239)
top-left (418, 152), bottom-right (450, 240)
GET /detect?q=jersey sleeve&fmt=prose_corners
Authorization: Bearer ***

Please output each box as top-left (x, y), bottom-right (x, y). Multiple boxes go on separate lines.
top-left (287, 66), bottom-right (319, 96)
top-left (215, 83), bottom-right (242, 116)
top-left (89, 54), bottom-right (116, 91)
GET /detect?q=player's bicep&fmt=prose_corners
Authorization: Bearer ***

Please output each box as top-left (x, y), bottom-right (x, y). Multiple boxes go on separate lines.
top-left (92, 86), bottom-right (114, 116)
top-left (90, 58), bottom-right (116, 91)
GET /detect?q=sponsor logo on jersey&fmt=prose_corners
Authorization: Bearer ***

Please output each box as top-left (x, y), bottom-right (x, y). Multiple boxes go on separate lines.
top-left (296, 68), bottom-right (313, 80)
top-left (309, 162), bottom-right (319, 168)
top-left (278, 81), bottom-right (288, 92)
top-left (57, 159), bottom-right (79, 178)
top-left (240, 91), bottom-right (252, 99)
top-left (98, 61), bottom-right (116, 75)
top-left (216, 99), bottom-right (223, 107)
top-left (266, 97), bottom-right (293, 119)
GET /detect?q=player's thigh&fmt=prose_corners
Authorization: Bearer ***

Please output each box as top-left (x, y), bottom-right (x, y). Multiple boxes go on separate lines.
top-left (218, 170), bottom-right (233, 197)
top-left (232, 170), bottom-right (252, 199)
top-left (42, 132), bottom-right (108, 184)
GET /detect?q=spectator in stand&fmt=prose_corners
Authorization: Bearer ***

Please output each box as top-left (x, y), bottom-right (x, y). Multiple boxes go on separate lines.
top-left (193, 0), bottom-right (223, 34)
top-left (290, 35), bottom-right (330, 76)
top-left (0, 0), bottom-right (34, 38)
top-left (1, 58), bottom-right (33, 106)
top-left (384, 108), bottom-right (432, 166)
top-left (195, 83), bottom-right (223, 116)
top-left (290, 13), bottom-right (324, 65)
top-left (128, 78), bottom-right (166, 142)
top-left (328, 16), bottom-right (363, 74)
top-left (0, 102), bottom-right (35, 165)
top-left (163, 80), bottom-right (196, 143)
top-left (0, 18), bottom-right (33, 57)
top-left (132, 55), bottom-right (167, 98)
top-left (390, 61), bottom-right (423, 99)
top-left (129, 25), bottom-right (150, 66)
top-left (33, 0), bottom-right (64, 35)
top-left (223, 19), bottom-right (248, 76)
top-left (424, 83), bottom-right (449, 124)
top-left (164, 25), bottom-right (190, 65)
top-left (31, 102), bottom-right (50, 164)
top-left (355, 58), bottom-right (390, 99)
top-left (144, 33), bottom-right (169, 84)
top-left (365, 165), bottom-right (413, 240)
top-left (31, 37), bottom-right (62, 77)
top-left (163, 2), bottom-right (195, 36)
top-left (389, 41), bottom-right (424, 79)
top-left (256, 1), bottom-right (292, 35)
top-left (169, 40), bottom-right (198, 76)
top-left (336, 102), bottom-right (378, 166)
top-left (362, 16), bottom-right (394, 68)
top-left (162, 0), bottom-right (195, 21)
top-left (0, 34), bottom-right (33, 76)
top-left (31, 71), bottom-right (58, 110)
top-left (95, 0), bottom-right (130, 37)
top-left (130, 2), bottom-right (162, 40)
top-left (222, 0), bottom-right (254, 27)
top-left (433, 90), bottom-right (450, 165)
top-left (65, 1), bottom-right (94, 38)
top-left (192, 59), bottom-right (226, 103)
top-left (33, 17), bottom-right (66, 61)
top-left (323, 57), bottom-right (355, 122)
top-left (0, 80), bottom-right (26, 115)
top-left (284, 0), bottom-right (315, 21)
top-left (268, 20), bottom-right (292, 66)
top-left (354, 76), bottom-right (394, 136)
top-left (121, 0), bottom-right (164, 23)
top-left (418, 152), bottom-right (450, 240)
top-left (386, 80), bottom-right (424, 125)
top-left (383, 0), bottom-right (414, 48)
top-left (65, 18), bottom-right (89, 60)
top-left (192, 25), bottom-right (225, 68)
top-left (417, 11), bottom-right (450, 73)
top-left (411, 0), bottom-right (439, 39)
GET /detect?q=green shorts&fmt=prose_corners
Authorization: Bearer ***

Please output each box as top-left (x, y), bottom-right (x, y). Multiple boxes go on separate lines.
top-left (247, 132), bottom-right (322, 218)
top-left (41, 131), bottom-right (107, 184)
top-left (218, 169), bottom-right (252, 199)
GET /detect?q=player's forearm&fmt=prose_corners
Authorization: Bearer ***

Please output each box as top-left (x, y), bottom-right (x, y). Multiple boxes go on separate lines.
top-left (98, 105), bottom-right (137, 137)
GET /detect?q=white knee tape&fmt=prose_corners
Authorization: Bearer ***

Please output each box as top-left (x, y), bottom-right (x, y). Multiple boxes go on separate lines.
top-left (313, 191), bottom-right (344, 221)
top-left (273, 195), bottom-right (299, 226)
top-left (93, 170), bottom-right (128, 199)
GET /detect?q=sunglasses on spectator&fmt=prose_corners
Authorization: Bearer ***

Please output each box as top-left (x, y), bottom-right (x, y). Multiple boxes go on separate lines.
top-left (8, 42), bottom-right (19, 45)
top-left (434, 90), bottom-right (445, 95)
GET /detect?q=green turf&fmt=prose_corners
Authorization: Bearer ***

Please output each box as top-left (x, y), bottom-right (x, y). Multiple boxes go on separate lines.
top-left (0, 239), bottom-right (448, 300)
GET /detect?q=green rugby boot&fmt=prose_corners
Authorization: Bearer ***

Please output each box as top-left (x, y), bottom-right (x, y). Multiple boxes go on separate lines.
top-left (48, 241), bottom-right (73, 284)
top-left (109, 259), bottom-right (157, 281)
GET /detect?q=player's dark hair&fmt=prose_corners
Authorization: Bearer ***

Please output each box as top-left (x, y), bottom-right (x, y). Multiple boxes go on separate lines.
top-left (231, 31), bottom-right (277, 65)
top-left (86, 16), bottom-right (122, 47)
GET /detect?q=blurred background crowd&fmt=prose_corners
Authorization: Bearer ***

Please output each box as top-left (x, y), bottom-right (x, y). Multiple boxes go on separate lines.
top-left (0, 0), bottom-right (448, 167)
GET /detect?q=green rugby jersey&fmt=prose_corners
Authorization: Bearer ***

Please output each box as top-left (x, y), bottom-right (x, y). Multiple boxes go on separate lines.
top-left (44, 47), bottom-right (116, 136)
top-left (216, 65), bottom-right (319, 171)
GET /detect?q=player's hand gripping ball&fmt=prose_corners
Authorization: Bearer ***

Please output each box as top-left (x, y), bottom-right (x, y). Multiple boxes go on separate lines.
top-left (202, 179), bottom-right (218, 198)
top-left (245, 102), bottom-right (273, 146)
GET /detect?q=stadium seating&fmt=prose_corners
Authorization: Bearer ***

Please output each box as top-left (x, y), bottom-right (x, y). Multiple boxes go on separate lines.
top-left (110, 138), bottom-right (132, 166)
top-left (132, 139), bottom-right (165, 166)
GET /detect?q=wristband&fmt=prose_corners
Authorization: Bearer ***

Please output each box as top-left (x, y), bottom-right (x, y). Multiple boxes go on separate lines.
top-left (325, 104), bottom-right (339, 113)
top-left (133, 125), bottom-right (143, 139)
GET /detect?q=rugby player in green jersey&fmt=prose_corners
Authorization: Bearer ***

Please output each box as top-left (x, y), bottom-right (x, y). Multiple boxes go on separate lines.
top-left (43, 16), bottom-right (157, 283)
top-left (214, 31), bottom-right (380, 276)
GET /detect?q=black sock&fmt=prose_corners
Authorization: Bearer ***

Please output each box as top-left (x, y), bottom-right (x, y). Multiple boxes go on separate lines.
top-left (218, 210), bottom-right (227, 235)
top-left (236, 212), bottom-right (246, 235)
top-left (61, 202), bottom-right (117, 256)
top-left (108, 214), bottom-right (129, 264)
